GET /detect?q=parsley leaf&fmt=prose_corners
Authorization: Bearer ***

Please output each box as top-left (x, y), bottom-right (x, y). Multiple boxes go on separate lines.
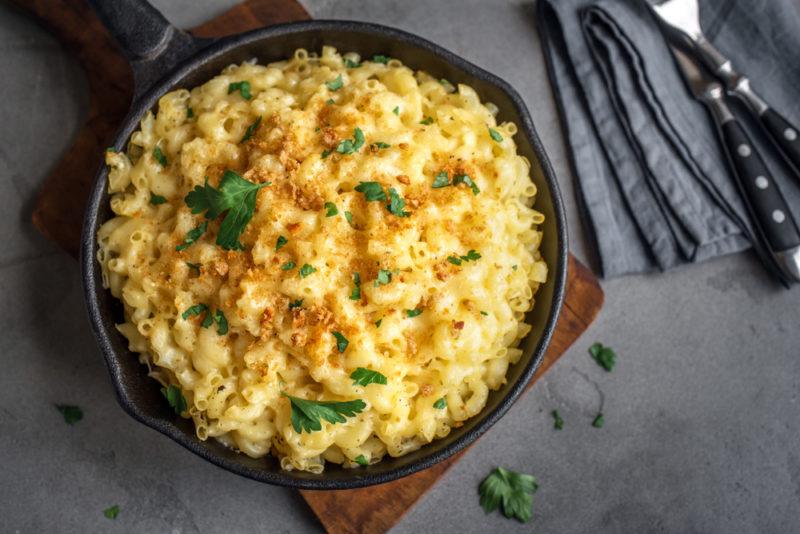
top-left (228, 80), bottom-right (251, 99)
top-left (324, 202), bottom-right (339, 217)
top-left (161, 384), bottom-right (187, 415)
top-left (461, 249), bottom-right (481, 261)
top-left (374, 318), bottom-right (383, 327)
top-left (479, 467), bottom-right (538, 523)
top-left (184, 170), bottom-right (271, 250)
top-left (332, 331), bottom-right (349, 353)
top-left (372, 55), bottom-right (389, 64)
top-left (150, 193), bottom-right (167, 205)
top-left (406, 308), bottom-right (422, 318)
top-left (186, 262), bottom-right (201, 274)
top-left (326, 98), bottom-right (335, 105)
top-left (488, 127), bottom-right (504, 142)
top-left (55, 404), bottom-right (83, 425)
top-left (322, 149), bottom-right (332, 159)
top-left (350, 272), bottom-right (361, 300)
top-left (344, 211), bottom-right (354, 226)
top-left (374, 269), bottom-right (393, 287)
top-left (432, 171), bottom-right (450, 188)
top-left (182, 303), bottom-right (209, 320)
top-left (588, 342), bottom-right (616, 371)
top-left (281, 261), bottom-right (296, 271)
top-left (336, 128), bottom-right (365, 155)
top-left (447, 256), bottom-right (462, 266)
top-left (326, 74), bottom-right (344, 91)
top-left (345, 58), bottom-right (360, 68)
top-left (187, 107), bottom-right (194, 118)
top-left (552, 410), bottom-right (564, 430)
top-left (350, 367), bottom-right (387, 386)
top-left (289, 298), bottom-right (304, 310)
top-left (387, 188), bottom-right (411, 217)
top-left (453, 174), bottom-right (480, 195)
top-left (480, 311), bottom-right (489, 316)
top-left (392, 106), bottom-right (400, 115)
top-left (275, 235), bottom-right (288, 251)
top-left (433, 397), bottom-right (447, 409)
top-left (355, 454), bottom-right (369, 466)
top-left (420, 116), bottom-right (434, 125)
top-left (283, 394), bottom-right (366, 433)
top-left (214, 310), bottom-right (228, 335)
top-left (240, 116), bottom-right (262, 143)
top-left (592, 413), bottom-right (605, 428)
top-left (355, 181), bottom-right (386, 202)
top-left (103, 505), bottom-right (120, 520)
top-left (153, 146), bottom-right (167, 167)
top-left (175, 221), bottom-right (208, 251)
top-left (372, 142), bottom-right (390, 149)
top-left (299, 264), bottom-right (317, 278)
top-left (201, 312), bottom-right (214, 329)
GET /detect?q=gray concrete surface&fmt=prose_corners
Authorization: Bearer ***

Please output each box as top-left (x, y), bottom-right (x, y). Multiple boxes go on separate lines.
top-left (1, 0), bottom-right (799, 532)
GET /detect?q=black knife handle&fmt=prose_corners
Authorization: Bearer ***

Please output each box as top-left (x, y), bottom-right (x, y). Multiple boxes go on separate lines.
top-left (720, 119), bottom-right (800, 252)
top-left (759, 108), bottom-right (800, 177)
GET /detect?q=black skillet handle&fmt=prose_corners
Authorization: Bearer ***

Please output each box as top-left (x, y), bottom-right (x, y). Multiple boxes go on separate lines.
top-left (87, 0), bottom-right (208, 101)
top-left (720, 119), bottom-right (800, 254)
top-left (760, 108), bottom-right (800, 179)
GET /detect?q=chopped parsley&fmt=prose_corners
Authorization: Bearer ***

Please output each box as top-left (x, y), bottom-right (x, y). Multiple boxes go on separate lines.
top-left (186, 107), bottom-right (194, 118)
top-left (480, 311), bottom-right (489, 316)
top-left (326, 98), bottom-right (335, 105)
top-left (282, 393), bottom-right (366, 433)
top-left (175, 221), bottom-right (208, 251)
top-left (350, 367), bottom-right (387, 386)
top-left (447, 256), bottom-right (462, 266)
top-left (228, 80), bottom-right (252, 99)
top-left (453, 174), bottom-right (480, 195)
top-left (55, 404), bottom-right (83, 425)
top-left (336, 127), bottom-right (365, 155)
top-left (152, 146), bottom-right (167, 167)
top-left (350, 272), bottom-right (361, 300)
top-left (392, 106), bottom-right (400, 115)
top-left (374, 269), bottom-right (393, 287)
top-left (420, 116), bottom-right (434, 125)
top-left (161, 384), bottom-right (187, 415)
top-left (355, 454), bottom-right (369, 466)
top-left (201, 311), bottom-right (214, 329)
top-left (592, 413), bottom-right (605, 428)
top-left (275, 235), bottom-right (288, 251)
top-left (488, 127), bottom-right (504, 142)
top-left (387, 188), bottom-right (410, 217)
top-left (103, 505), bottom-right (120, 520)
top-left (299, 264), bottom-right (317, 278)
top-left (552, 410), bottom-right (564, 430)
top-left (479, 467), bottom-right (537, 523)
top-left (372, 142), bottom-right (390, 149)
top-left (324, 201), bottom-right (339, 217)
top-left (345, 58), bottom-right (360, 68)
top-left (322, 149), bottom-right (331, 159)
top-left (214, 310), bottom-right (228, 335)
top-left (150, 193), bottom-right (167, 205)
top-left (182, 303), bottom-right (209, 321)
top-left (325, 74), bottom-right (344, 91)
top-left (406, 308), bottom-right (423, 318)
top-left (184, 170), bottom-right (271, 250)
top-left (433, 397), bottom-right (447, 409)
top-left (432, 171), bottom-right (450, 188)
top-left (512, 264), bottom-right (518, 271)
top-left (289, 298), bottom-right (304, 310)
top-left (462, 250), bottom-right (481, 261)
top-left (374, 318), bottom-right (383, 327)
top-left (332, 331), bottom-right (349, 353)
top-left (372, 55), bottom-right (390, 64)
top-left (354, 181), bottom-right (387, 202)
top-left (344, 211), bottom-right (354, 226)
top-left (186, 262), bottom-right (201, 274)
top-left (240, 115), bottom-right (262, 143)
top-left (589, 342), bottom-right (616, 371)
top-left (281, 261), bottom-right (296, 271)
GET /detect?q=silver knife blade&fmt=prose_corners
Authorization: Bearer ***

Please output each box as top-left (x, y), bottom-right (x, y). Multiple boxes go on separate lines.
top-left (670, 45), bottom-right (721, 101)
top-left (652, 0), bottom-right (702, 40)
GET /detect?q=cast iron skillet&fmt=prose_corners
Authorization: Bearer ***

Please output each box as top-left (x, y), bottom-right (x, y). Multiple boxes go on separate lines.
top-left (81, 0), bottom-right (568, 489)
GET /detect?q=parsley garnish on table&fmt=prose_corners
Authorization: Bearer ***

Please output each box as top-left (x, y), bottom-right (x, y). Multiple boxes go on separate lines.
top-left (589, 342), bottom-right (617, 371)
top-left (161, 384), bottom-right (187, 415)
top-left (184, 170), bottom-right (270, 250)
top-left (592, 413), bottom-right (605, 428)
top-left (282, 394), bottom-right (366, 433)
top-left (552, 410), bottom-right (564, 430)
top-left (479, 467), bottom-right (538, 523)
top-left (55, 404), bottom-right (83, 425)
top-left (103, 505), bottom-right (120, 520)
top-left (350, 367), bottom-right (387, 386)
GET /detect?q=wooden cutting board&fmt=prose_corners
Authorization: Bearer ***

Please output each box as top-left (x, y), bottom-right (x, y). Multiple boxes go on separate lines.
top-left (14, 0), bottom-right (604, 532)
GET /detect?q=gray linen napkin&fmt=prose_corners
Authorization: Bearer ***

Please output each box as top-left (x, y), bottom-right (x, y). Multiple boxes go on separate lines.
top-left (537, 0), bottom-right (800, 277)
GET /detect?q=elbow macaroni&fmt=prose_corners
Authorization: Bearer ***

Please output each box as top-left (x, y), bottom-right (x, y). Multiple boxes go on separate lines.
top-left (97, 47), bottom-right (547, 472)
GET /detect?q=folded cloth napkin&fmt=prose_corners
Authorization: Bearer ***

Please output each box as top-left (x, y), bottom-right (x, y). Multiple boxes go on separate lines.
top-left (537, 0), bottom-right (800, 277)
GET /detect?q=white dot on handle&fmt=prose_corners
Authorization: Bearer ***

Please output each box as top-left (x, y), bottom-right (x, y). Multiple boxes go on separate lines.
top-left (785, 128), bottom-right (797, 141)
top-left (755, 176), bottom-right (769, 189)
top-left (772, 210), bottom-right (786, 223)
top-left (737, 144), bottom-right (751, 157)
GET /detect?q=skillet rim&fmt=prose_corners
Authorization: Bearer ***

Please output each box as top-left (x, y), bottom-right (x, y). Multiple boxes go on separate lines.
top-left (80, 19), bottom-right (568, 490)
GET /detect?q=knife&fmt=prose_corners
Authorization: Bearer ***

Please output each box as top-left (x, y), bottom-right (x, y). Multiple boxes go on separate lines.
top-left (669, 46), bottom-right (800, 283)
top-left (652, 0), bottom-right (800, 181)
